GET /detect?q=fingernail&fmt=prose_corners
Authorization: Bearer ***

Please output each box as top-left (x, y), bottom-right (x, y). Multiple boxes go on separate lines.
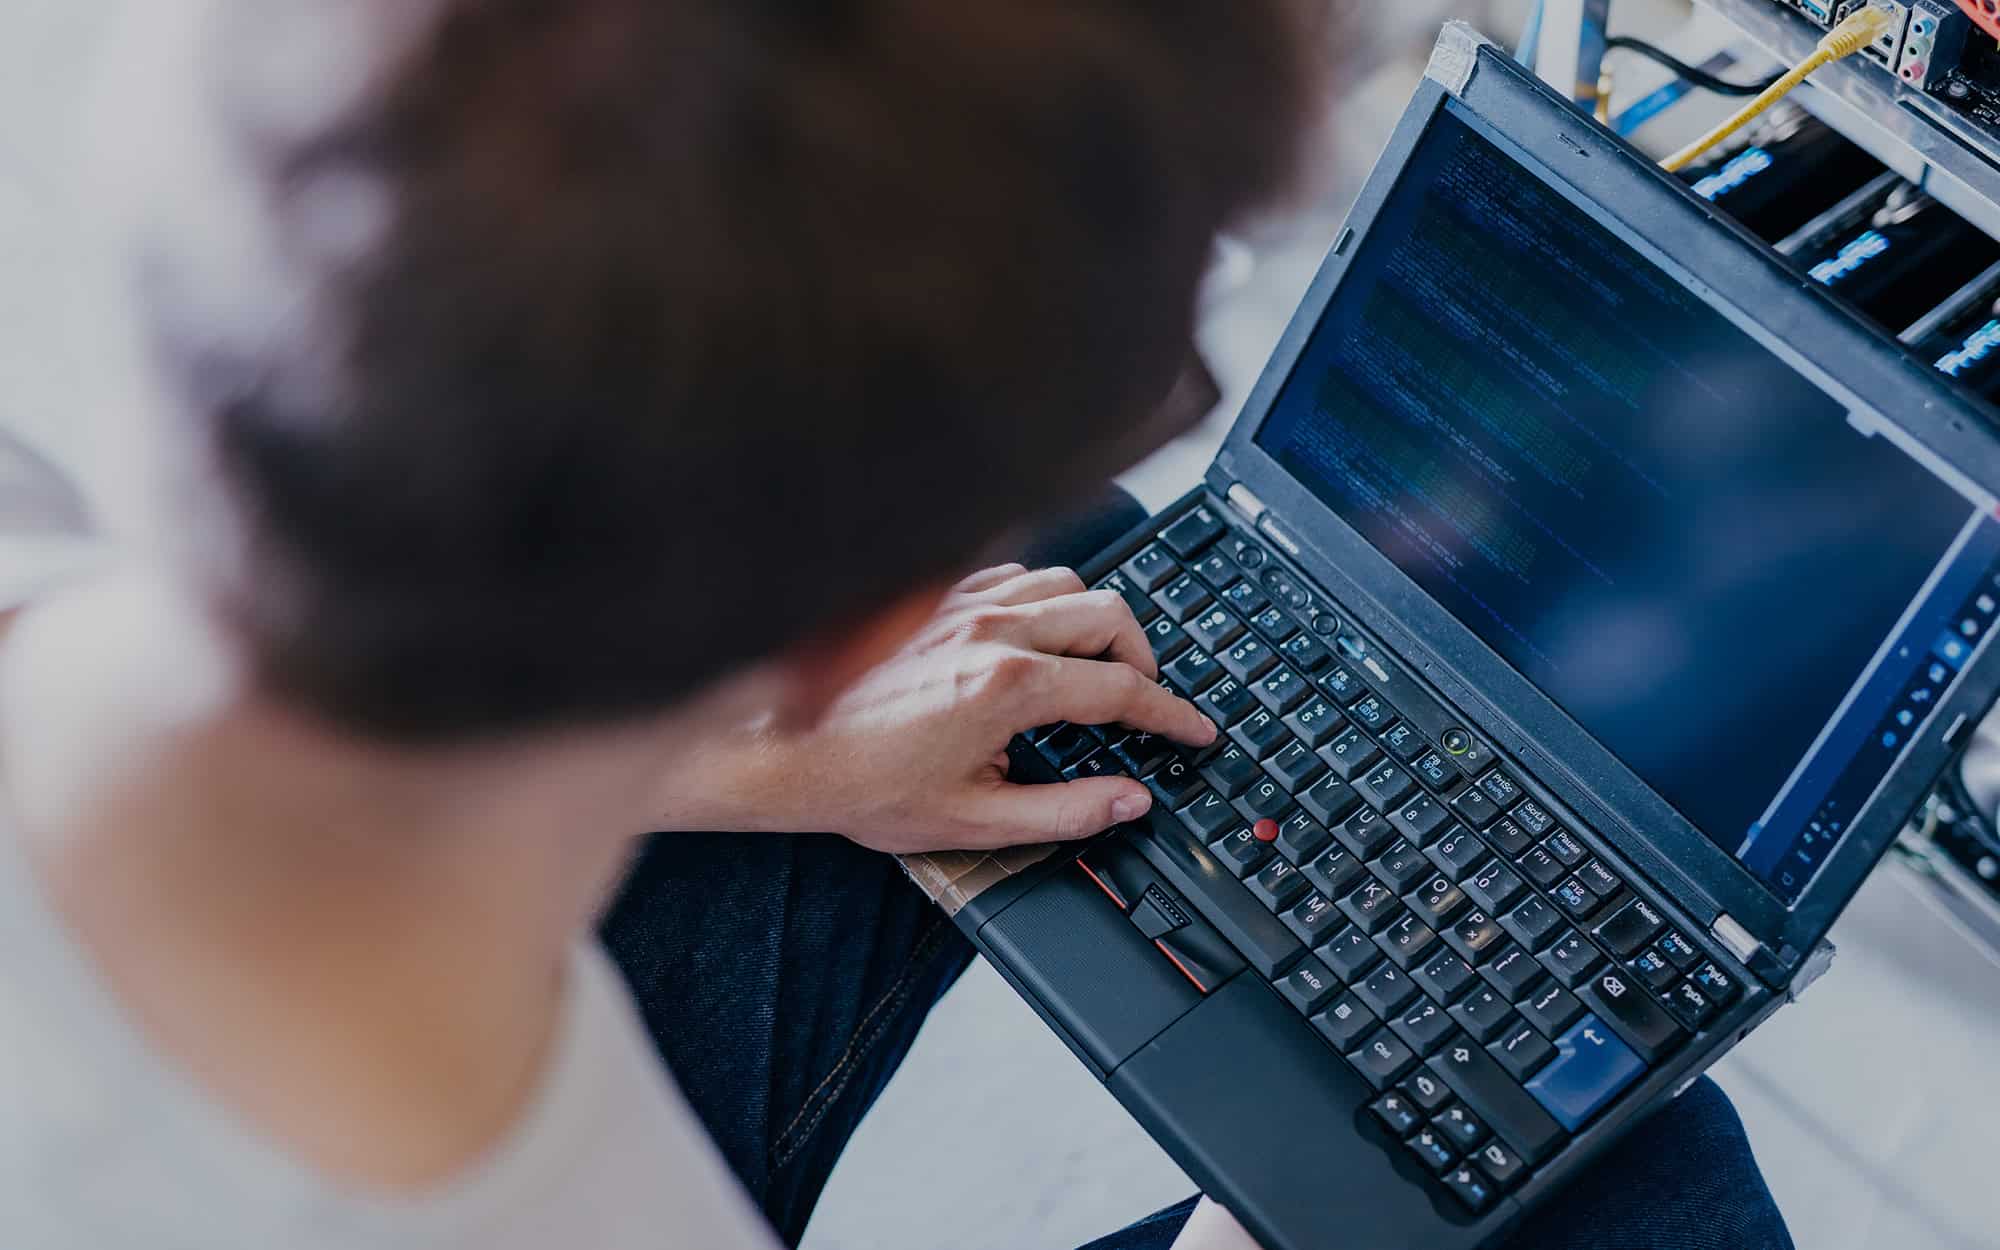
top-left (1201, 716), bottom-right (1219, 742)
top-left (1112, 792), bottom-right (1153, 822)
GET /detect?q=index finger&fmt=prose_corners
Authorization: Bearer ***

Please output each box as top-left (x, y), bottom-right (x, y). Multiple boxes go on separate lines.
top-left (1039, 657), bottom-right (1217, 747)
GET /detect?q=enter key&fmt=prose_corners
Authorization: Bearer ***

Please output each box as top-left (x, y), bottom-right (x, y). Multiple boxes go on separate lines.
top-left (1523, 1014), bottom-right (1646, 1132)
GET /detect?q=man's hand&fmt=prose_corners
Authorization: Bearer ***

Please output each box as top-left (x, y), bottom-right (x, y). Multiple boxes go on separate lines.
top-left (659, 564), bottom-right (1218, 852)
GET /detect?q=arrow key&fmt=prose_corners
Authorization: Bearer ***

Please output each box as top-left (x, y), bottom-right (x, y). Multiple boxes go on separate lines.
top-left (1434, 1102), bottom-right (1486, 1151)
top-left (1370, 1091), bottom-right (1422, 1136)
top-left (1441, 1164), bottom-right (1498, 1214)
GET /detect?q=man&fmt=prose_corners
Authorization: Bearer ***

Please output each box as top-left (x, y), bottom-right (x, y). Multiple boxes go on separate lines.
top-left (0, 1), bottom-right (1792, 1247)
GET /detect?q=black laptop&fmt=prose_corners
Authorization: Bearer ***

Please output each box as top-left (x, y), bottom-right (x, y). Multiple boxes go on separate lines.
top-left (936, 25), bottom-right (2000, 1250)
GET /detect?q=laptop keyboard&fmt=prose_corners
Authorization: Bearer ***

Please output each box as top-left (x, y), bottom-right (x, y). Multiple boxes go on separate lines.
top-left (1032, 501), bottom-right (1746, 1215)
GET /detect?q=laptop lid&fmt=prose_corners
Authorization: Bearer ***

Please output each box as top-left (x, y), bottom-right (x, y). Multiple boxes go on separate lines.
top-left (1206, 26), bottom-right (2000, 982)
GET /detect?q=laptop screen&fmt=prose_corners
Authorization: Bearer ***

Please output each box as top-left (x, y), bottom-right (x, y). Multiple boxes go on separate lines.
top-left (1254, 101), bottom-right (2000, 904)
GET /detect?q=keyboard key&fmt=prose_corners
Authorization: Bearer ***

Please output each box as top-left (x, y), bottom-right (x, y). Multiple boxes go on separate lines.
top-left (1356, 762), bottom-right (1416, 810)
top-left (1388, 793), bottom-right (1450, 845)
top-left (1303, 846), bottom-right (1364, 898)
top-left (1406, 1069), bottom-right (1453, 1113)
top-left (1379, 913), bottom-right (1439, 971)
top-left (1516, 844), bottom-right (1565, 888)
top-left (1542, 828), bottom-right (1587, 867)
top-left (1063, 750), bottom-right (1124, 781)
top-left (1201, 677), bottom-right (1254, 723)
top-left (1283, 891), bottom-right (1345, 947)
top-left (1249, 604), bottom-right (1295, 642)
top-left (1464, 859), bottom-right (1526, 913)
top-left (1098, 571), bottom-right (1161, 624)
top-left (1448, 988), bottom-right (1514, 1042)
top-left (1218, 635), bottom-right (1276, 682)
top-left (1228, 708), bottom-right (1290, 758)
top-left (1348, 694), bottom-right (1396, 732)
top-left (1198, 743), bottom-right (1260, 799)
top-left (1033, 725), bottom-right (1094, 770)
top-left (1274, 956), bottom-right (1340, 1014)
top-left (1277, 630), bottom-right (1330, 673)
top-left (1254, 666), bottom-right (1310, 715)
top-left (1320, 665), bottom-right (1366, 703)
top-left (1284, 696), bottom-right (1344, 749)
top-left (1689, 961), bottom-right (1739, 1005)
top-left (1551, 876), bottom-right (1598, 920)
top-left (1318, 727), bottom-right (1381, 781)
top-left (1108, 731), bottom-right (1175, 777)
top-left (1392, 997), bottom-right (1456, 1054)
top-left (1427, 826), bottom-right (1487, 878)
top-left (1123, 544), bottom-right (1179, 592)
top-left (1659, 980), bottom-right (1715, 1029)
top-left (1249, 857), bottom-right (1311, 913)
top-left (1360, 960), bottom-right (1424, 1020)
top-left (1162, 647), bottom-right (1220, 694)
top-left (1445, 911), bottom-right (1505, 963)
top-left (1220, 580), bottom-right (1268, 619)
top-left (1224, 535), bottom-right (1269, 571)
top-left (1407, 870), bottom-right (1466, 924)
top-left (1143, 615), bottom-right (1190, 661)
top-left (1379, 721), bottom-right (1426, 762)
top-left (1209, 826), bottom-right (1272, 878)
top-left (1428, 1041), bottom-right (1566, 1165)
top-left (1539, 930), bottom-right (1603, 988)
top-left (1508, 800), bottom-right (1553, 839)
top-left (1483, 816), bottom-right (1537, 859)
top-left (1627, 948), bottom-right (1676, 992)
top-left (1471, 1138), bottom-right (1526, 1189)
top-left (1349, 1030), bottom-right (1418, 1090)
top-left (1441, 1164), bottom-right (1499, 1214)
top-left (1312, 993), bottom-right (1377, 1050)
top-left (1578, 859), bottom-right (1622, 899)
top-left (1371, 839), bottom-right (1432, 893)
top-left (1578, 969), bottom-right (1685, 1062)
top-left (1155, 575), bottom-right (1212, 624)
top-left (1449, 784), bottom-right (1501, 829)
top-left (1185, 606), bottom-right (1244, 655)
top-left (1434, 1102), bottom-right (1487, 1151)
top-left (1500, 896), bottom-right (1563, 951)
top-left (1411, 749), bottom-right (1461, 791)
top-left (1179, 789), bottom-right (1236, 840)
top-left (1518, 981), bottom-right (1585, 1037)
top-left (1414, 949), bottom-right (1478, 1002)
top-left (1404, 1126), bottom-right (1456, 1174)
top-left (1340, 878), bottom-right (1404, 935)
top-left (1301, 775), bottom-right (1362, 827)
top-left (1317, 925), bottom-right (1380, 981)
top-left (1273, 810), bottom-right (1330, 863)
top-left (1479, 944), bottom-right (1542, 1000)
top-left (1477, 770), bottom-right (1522, 807)
top-left (1233, 776), bottom-right (1290, 823)
top-left (1186, 551), bottom-right (1236, 591)
top-left (1490, 1020), bottom-right (1555, 1080)
top-left (1656, 930), bottom-right (1701, 970)
top-left (1371, 1091), bottom-right (1423, 1136)
top-left (1600, 892), bottom-right (1664, 952)
top-left (1159, 504), bottom-right (1225, 557)
top-left (1332, 807), bottom-right (1394, 859)
top-left (1523, 1014), bottom-right (1645, 1131)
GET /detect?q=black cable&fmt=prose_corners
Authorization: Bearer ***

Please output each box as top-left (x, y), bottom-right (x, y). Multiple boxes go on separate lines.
top-left (1604, 35), bottom-right (1785, 97)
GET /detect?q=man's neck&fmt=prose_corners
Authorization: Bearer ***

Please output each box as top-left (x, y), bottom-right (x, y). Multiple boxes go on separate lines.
top-left (0, 571), bottom-right (663, 1189)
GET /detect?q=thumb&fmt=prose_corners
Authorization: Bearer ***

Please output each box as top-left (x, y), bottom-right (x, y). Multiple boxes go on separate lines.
top-left (963, 776), bottom-right (1155, 847)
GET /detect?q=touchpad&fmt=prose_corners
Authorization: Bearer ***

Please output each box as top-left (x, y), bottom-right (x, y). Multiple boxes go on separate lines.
top-left (980, 865), bottom-right (1203, 1072)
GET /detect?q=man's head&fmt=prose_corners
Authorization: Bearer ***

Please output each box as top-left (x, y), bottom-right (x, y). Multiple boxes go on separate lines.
top-left (132, 0), bottom-right (1322, 740)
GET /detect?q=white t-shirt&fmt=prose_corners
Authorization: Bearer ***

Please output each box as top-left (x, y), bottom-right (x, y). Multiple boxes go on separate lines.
top-left (0, 434), bottom-right (781, 1249)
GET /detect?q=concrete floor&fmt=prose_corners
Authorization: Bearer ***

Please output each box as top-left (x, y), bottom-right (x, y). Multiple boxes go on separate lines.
top-left (6, 6), bottom-right (1999, 1249)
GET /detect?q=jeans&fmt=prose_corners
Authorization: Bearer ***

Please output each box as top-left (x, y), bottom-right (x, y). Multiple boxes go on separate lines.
top-left (598, 490), bottom-right (1794, 1250)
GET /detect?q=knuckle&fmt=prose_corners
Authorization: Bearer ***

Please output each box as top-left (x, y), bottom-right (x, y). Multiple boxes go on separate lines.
top-left (954, 606), bottom-right (1013, 643)
top-left (1051, 793), bottom-right (1101, 841)
top-left (983, 652), bottom-right (1042, 694)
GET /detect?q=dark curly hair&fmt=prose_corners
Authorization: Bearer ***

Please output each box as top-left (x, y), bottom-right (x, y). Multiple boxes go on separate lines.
top-left (140, 0), bottom-right (1326, 738)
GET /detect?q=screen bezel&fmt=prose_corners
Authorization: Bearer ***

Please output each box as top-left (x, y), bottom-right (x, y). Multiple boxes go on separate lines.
top-left (1210, 44), bottom-right (2000, 975)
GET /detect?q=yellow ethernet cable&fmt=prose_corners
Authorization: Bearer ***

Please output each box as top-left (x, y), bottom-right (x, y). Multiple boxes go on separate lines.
top-left (1660, 4), bottom-right (1895, 173)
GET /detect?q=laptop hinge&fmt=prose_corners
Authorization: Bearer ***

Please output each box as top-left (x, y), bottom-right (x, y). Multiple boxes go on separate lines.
top-left (1224, 482), bottom-right (1266, 523)
top-left (1709, 913), bottom-right (1761, 965)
